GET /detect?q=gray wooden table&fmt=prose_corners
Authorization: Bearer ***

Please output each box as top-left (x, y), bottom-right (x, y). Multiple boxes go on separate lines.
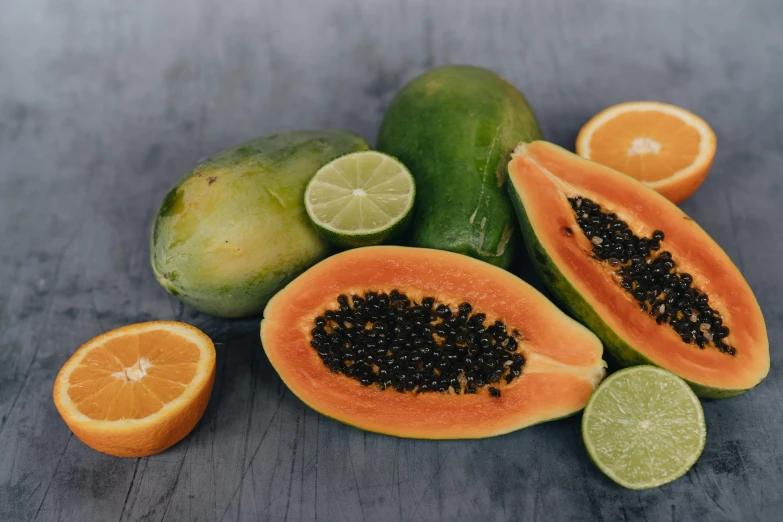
top-left (1, 0), bottom-right (781, 520)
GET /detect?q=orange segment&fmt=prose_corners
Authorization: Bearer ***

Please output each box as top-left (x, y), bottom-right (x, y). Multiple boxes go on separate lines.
top-left (142, 376), bottom-right (188, 403)
top-left (80, 347), bottom-right (124, 372)
top-left (53, 321), bottom-right (216, 457)
top-left (75, 379), bottom-right (126, 420)
top-left (576, 101), bottom-right (716, 203)
top-left (146, 363), bottom-right (198, 384)
top-left (139, 330), bottom-right (202, 364)
top-left (69, 365), bottom-right (112, 384)
top-left (130, 383), bottom-right (165, 418)
top-left (67, 377), bottom-right (118, 405)
top-left (103, 334), bottom-right (140, 367)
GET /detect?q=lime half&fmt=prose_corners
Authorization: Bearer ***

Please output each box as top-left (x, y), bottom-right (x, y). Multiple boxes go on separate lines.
top-left (304, 151), bottom-right (415, 248)
top-left (582, 366), bottom-right (706, 490)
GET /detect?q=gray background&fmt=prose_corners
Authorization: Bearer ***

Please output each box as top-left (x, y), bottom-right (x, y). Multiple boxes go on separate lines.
top-left (1, 0), bottom-right (781, 520)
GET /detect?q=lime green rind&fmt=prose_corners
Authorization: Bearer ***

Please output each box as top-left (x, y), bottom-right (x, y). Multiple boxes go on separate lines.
top-left (506, 174), bottom-right (751, 399)
top-left (150, 130), bottom-right (369, 317)
top-left (313, 210), bottom-right (414, 249)
top-left (581, 366), bottom-right (706, 490)
top-left (377, 65), bottom-right (543, 269)
top-left (304, 151), bottom-right (416, 249)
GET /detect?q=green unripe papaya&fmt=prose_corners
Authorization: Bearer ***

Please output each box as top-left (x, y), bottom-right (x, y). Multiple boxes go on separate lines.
top-left (376, 66), bottom-right (542, 268)
top-left (150, 130), bottom-right (368, 317)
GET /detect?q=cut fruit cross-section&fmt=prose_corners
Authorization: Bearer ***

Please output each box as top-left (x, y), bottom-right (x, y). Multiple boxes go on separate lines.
top-left (304, 151), bottom-right (415, 248)
top-left (53, 321), bottom-right (216, 457)
top-left (582, 366), bottom-right (706, 489)
top-left (575, 101), bottom-right (716, 203)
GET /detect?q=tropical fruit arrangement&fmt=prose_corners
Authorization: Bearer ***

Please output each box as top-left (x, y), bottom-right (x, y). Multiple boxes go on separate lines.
top-left (53, 65), bottom-right (769, 490)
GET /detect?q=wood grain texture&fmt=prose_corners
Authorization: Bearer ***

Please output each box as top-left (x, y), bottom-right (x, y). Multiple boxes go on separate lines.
top-left (1, 0), bottom-right (782, 520)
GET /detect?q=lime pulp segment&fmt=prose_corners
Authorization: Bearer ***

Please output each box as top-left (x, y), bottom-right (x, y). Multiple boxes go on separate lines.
top-left (582, 366), bottom-right (706, 490)
top-left (305, 151), bottom-right (415, 236)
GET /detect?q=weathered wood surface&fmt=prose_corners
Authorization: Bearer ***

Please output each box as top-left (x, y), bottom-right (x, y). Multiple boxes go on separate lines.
top-left (1, 0), bottom-right (782, 520)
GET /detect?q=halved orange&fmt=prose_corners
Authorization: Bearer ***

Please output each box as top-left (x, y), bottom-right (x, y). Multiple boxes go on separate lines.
top-left (53, 321), bottom-right (216, 457)
top-left (575, 101), bottom-right (716, 203)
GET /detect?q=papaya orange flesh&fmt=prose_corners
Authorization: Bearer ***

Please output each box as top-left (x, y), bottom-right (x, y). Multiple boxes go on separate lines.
top-left (261, 246), bottom-right (605, 439)
top-left (507, 141), bottom-right (769, 398)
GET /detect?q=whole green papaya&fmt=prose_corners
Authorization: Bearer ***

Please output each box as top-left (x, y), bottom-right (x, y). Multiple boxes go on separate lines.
top-left (150, 130), bottom-right (368, 317)
top-left (377, 66), bottom-right (542, 268)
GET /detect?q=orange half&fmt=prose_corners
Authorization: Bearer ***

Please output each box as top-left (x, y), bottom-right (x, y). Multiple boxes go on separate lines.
top-left (576, 101), bottom-right (716, 203)
top-left (53, 321), bottom-right (216, 457)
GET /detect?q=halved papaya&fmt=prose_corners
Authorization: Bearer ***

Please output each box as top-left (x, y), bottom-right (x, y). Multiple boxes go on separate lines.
top-left (261, 246), bottom-right (605, 439)
top-left (507, 141), bottom-right (769, 398)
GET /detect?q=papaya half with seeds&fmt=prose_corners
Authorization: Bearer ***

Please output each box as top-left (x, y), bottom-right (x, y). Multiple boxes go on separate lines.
top-left (150, 130), bottom-right (368, 318)
top-left (260, 246), bottom-right (606, 439)
top-left (376, 66), bottom-right (542, 269)
top-left (507, 141), bottom-right (769, 398)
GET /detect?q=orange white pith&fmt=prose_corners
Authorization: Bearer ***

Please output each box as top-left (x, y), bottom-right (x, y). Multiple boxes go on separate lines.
top-left (576, 101), bottom-right (717, 203)
top-left (53, 321), bottom-right (216, 457)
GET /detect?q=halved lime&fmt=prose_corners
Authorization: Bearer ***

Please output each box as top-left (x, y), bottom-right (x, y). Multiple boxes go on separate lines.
top-left (304, 151), bottom-right (415, 248)
top-left (582, 366), bottom-right (706, 490)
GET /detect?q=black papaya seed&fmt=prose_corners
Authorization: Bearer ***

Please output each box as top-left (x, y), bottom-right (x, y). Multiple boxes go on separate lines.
top-left (308, 292), bottom-right (530, 395)
top-left (569, 195), bottom-right (735, 355)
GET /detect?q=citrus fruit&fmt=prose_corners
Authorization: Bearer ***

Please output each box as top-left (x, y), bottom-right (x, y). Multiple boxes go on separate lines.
top-left (575, 101), bottom-right (717, 203)
top-left (53, 321), bottom-right (216, 457)
top-left (582, 366), bottom-right (706, 489)
top-left (304, 151), bottom-right (415, 249)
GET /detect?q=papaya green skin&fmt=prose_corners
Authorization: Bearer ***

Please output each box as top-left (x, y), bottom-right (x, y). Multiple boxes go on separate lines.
top-left (150, 130), bottom-right (368, 317)
top-left (376, 66), bottom-right (542, 269)
top-left (507, 179), bottom-right (746, 399)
